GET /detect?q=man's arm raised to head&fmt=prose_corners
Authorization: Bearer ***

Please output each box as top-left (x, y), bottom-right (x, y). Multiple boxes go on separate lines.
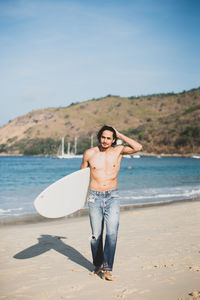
top-left (114, 128), bottom-right (143, 155)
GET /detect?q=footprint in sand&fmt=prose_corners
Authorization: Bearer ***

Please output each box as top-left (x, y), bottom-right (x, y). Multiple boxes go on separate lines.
top-left (139, 289), bottom-right (151, 295)
top-left (71, 285), bottom-right (83, 291)
top-left (138, 256), bottom-right (146, 260)
top-left (142, 263), bottom-right (174, 270)
top-left (141, 265), bottom-right (152, 270)
top-left (188, 290), bottom-right (200, 299)
top-left (189, 266), bottom-right (200, 272)
top-left (178, 290), bottom-right (200, 300)
top-left (115, 288), bottom-right (138, 299)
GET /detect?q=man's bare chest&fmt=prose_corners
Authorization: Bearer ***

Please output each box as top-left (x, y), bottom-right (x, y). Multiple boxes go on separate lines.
top-left (89, 152), bottom-right (120, 170)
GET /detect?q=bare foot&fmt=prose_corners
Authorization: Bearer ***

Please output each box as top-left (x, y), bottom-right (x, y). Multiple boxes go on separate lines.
top-left (102, 270), bottom-right (116, 281)
top-left (89, 266), bottom-right (102, 276)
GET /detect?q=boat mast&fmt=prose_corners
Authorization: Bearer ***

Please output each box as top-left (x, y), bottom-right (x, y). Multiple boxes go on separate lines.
top-left (74, 137), bottom-right (77, 155)
top-left (61, 137), bottom-right (64, 156)
top-left (67, 142), bottom-right (70, 155)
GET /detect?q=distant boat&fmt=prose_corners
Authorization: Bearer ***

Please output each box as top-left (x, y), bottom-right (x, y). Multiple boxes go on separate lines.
top-left (123, 154), bottom-right (140, 158)
top-left (132, 154), bottom-right (140, 158)
top-left (192, 155), bottom-right (200, 159)
top-left (123, 155), bottom-right (132, 158)
top-left (57, 137), bottom-right (81, 159)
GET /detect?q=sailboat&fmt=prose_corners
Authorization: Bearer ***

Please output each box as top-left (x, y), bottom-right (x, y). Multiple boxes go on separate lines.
top-left (57, 137), bottom-right (76, 159)
top-left (57, 135), bottom-right (94, 159)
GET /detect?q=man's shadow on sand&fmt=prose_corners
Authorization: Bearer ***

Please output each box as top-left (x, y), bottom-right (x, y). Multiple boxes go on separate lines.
top-left (13, 234), bottom-right (93, 272)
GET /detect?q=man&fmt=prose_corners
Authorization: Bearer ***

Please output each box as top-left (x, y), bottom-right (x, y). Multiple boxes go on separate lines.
top-left (81, 125), bottom-right (142, 280)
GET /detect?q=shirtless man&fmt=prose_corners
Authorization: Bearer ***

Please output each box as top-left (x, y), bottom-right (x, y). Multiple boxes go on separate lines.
top-left (81, 125), bottom-right (142, 280)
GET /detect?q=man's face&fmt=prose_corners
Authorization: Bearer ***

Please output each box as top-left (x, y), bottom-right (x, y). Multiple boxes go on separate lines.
top-left (100, 130), bottom-right (115, 149)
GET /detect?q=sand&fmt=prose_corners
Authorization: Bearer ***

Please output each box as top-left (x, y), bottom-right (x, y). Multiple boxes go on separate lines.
top-left (0, 200), bottom-right (200, 300)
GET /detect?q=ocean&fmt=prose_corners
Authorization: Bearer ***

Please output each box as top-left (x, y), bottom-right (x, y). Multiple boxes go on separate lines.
top-left (0, 156), bottom-right (200, 222)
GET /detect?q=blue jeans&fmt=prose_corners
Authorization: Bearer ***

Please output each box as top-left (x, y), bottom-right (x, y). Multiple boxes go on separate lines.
top-left (88, 189), bottom-right (120, 271)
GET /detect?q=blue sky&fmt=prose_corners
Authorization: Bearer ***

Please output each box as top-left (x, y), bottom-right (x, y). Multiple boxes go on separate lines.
top-left (0, 0), bottom-right (200, 126)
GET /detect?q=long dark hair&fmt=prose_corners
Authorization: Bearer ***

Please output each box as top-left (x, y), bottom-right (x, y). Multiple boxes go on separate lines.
top-left (97, 125), bottom-right (117, 146)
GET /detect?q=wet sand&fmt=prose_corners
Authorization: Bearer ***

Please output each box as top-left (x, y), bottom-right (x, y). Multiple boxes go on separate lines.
top-left (0, 200), bottom-right (200, 300)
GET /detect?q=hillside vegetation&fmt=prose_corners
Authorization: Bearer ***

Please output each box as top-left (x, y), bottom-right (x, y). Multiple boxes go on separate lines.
top-left (0, 88), bottom-right (200, 155)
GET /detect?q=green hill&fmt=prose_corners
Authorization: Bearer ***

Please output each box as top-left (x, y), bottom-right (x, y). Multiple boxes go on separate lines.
top-left (0, 88), bottom-right (200, 155)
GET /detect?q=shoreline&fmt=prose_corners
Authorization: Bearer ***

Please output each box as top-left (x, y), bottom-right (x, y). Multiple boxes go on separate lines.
top-left (0, 153), bottom-right (200, 158)
top-left (1, 196), bottom-right (200, 226)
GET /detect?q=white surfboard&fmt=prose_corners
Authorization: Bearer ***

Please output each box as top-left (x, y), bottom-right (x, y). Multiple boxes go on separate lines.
top-left (34, 168), bottom-right (90, 218)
